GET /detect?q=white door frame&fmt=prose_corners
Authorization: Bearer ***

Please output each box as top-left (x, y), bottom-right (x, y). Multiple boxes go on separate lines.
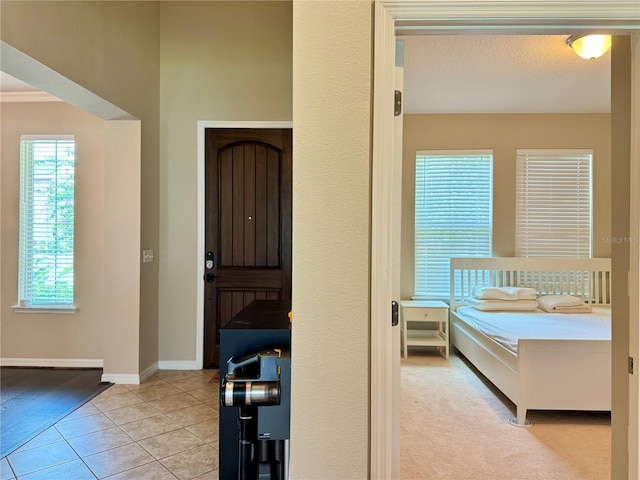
top-left (628, 33), bottom-right (640, 479)
top-left (195, 121), bottom-right (293, 370)
top-left (371, 1), bottom-right (640, 478)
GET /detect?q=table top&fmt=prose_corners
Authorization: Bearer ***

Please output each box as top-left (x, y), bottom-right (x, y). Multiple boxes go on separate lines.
top-left (222, 299), bottom-right (292, 330)
top-left (399, 300), bottom-right (448, 309)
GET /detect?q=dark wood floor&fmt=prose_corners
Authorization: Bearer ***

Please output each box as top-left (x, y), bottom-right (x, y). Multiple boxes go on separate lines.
top-left (0, 367), bottom-right (111, 458)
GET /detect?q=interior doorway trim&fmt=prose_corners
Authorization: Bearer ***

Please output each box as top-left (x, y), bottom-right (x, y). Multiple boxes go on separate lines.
top-left (195, 121), bottom-right (293, 370)
top-left (372, 2), bottom-right (639, 478)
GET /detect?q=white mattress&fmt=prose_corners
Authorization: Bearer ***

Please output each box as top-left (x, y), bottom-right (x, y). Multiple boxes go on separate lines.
top-left (454, 305), bottom-right (611, 354)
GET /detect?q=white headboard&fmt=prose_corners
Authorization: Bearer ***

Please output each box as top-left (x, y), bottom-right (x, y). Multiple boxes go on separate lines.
top-left (449, 257), bottom-right (612, 311)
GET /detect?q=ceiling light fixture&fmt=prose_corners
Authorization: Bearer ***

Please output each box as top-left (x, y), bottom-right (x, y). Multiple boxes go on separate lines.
top-left (566, 34), bottom-right (612, 60)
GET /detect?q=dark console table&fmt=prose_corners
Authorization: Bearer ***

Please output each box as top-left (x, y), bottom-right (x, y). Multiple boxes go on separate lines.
top-left (218, 299), bottom-right (291, 479)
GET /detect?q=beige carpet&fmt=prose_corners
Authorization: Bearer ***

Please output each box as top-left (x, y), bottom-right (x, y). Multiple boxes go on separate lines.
top-left (401, 350), bottom-right (610, 480)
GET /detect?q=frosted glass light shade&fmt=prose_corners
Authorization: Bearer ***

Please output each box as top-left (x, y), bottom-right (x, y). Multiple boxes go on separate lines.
top-left (566, 35), bottom-right (612, 60)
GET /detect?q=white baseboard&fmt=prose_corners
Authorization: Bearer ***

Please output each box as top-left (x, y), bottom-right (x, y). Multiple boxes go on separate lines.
top-left (101, 373), bottom-right (140, 385)
top-left (0, 358), bottom-right (196, 383)
top-left (158, 360), bottom-right (200, 370)
top-left (0, 358), bottom-right (103, 368)
top-left (140, 362), bottom-right (158, 382)
top-left (100, 364), bottom-right (157, 385)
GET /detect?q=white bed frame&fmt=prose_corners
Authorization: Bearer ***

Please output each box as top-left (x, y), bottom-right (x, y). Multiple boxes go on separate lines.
top-left (449, 257), bottom-right (612, 426)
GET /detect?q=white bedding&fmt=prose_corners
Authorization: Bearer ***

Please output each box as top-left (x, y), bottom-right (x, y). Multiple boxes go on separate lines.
top-left (454, 305), bottom-right (611, 354)
top-left (466, 297), bottom-right (539, 311)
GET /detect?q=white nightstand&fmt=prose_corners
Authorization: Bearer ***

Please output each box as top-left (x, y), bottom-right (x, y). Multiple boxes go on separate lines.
top-left (400, 300), bottom-right (449, 359)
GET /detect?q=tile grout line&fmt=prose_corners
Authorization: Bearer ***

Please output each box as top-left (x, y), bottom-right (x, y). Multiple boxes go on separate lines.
top-left (53, 426), bottom-right (100, 480)
top-left (5, 370), bottom-right (219, 480)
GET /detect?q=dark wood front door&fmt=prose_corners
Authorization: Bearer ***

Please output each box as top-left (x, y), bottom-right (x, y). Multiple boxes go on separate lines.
top-left (204, 128), bottom-right (292, 368)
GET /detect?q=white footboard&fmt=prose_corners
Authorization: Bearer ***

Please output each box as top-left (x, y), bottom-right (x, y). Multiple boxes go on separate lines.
top-left (451, 312), bottom-right (611, 426)
top-left (516, 338), bottom-right (610, 425)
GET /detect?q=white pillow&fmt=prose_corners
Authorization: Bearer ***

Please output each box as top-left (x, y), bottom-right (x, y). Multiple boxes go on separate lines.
top-left (467, 297), bottom-right (539, 312)
top-left (471, 286), bottom-right (537, 301)
top-left (537, 294), bottom-right (590, 313)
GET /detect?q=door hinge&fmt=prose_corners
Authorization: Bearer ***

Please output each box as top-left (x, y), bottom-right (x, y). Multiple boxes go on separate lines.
top-left (391, 301), bottom-right (399, 326)
top-left (629, 356), bottom-right (634, 374)
top-left (394, 90), bottom-right (402, 116)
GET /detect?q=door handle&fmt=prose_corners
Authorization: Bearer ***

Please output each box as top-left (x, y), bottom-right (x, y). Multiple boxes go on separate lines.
top-left (205, 273), bottom-right (216, 283)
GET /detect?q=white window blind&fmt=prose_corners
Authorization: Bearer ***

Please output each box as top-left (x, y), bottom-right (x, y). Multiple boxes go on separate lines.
top-left (516, 149), bottom-right (592, 258)
top-left (415, 150), bottom-right (493, 299)
top-left (18, 135), bottom-right (75, 307)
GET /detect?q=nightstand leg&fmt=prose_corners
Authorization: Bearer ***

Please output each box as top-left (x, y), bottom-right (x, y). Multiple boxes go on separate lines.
top-left (402, 319), bottom-right (407, 359)
top-left (444, 318), bottom-right (449, 359)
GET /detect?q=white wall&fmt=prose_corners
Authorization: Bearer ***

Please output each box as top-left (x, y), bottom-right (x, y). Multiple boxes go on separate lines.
top-left (400, 113), bottom-right (612, 300)
top-left (102, 120), bottom-right (142, 381)
top-left (158, 1), bottom-right (293, 365)
top-left (290, 1), bottom-right (372, 477)
top-left (0, 1), bottom-right (159, 378)
top-left (1, 101), bottom-right (105, 363)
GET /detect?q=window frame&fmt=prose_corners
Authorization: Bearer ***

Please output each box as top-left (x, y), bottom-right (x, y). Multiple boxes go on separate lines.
top-left (14, 134), bottom-right (77, 314)
top-left (413, 149), bottom-right (494, 300)
top-left (515, 148), bottom-right (593, 258)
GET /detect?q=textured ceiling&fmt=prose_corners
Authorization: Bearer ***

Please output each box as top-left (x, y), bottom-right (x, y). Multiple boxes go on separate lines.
top-left (400, 35), bottom-right (611, 114)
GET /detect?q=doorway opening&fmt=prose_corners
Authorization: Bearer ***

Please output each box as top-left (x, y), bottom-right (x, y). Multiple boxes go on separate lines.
top-left (371, 4), bottom-right (639, 478)
top-left (1, 41), bottom-right (143, 384)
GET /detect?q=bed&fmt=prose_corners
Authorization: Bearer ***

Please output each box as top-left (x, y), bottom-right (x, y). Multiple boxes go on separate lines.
top-left (449, 257), bottom-right (612, 426)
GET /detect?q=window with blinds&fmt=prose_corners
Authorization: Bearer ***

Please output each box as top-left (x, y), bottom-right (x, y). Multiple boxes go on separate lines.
top-left (515, 149), bottom-right (592, 258)
top-left (415, 150), bottom-right (493, 299)
top-left (18, 135), bottom-right (75, 307)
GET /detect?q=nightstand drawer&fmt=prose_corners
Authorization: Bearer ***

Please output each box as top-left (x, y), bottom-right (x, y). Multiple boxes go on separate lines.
top-left (404, 308), bottom-right (448, 323)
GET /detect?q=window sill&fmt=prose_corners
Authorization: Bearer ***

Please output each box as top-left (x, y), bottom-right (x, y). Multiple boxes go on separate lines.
top-left (12, 304), bottom-right (78, 314)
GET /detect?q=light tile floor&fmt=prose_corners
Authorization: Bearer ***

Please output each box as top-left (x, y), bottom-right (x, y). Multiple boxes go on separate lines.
top-left (1, 370), bottom-right (220, 480)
